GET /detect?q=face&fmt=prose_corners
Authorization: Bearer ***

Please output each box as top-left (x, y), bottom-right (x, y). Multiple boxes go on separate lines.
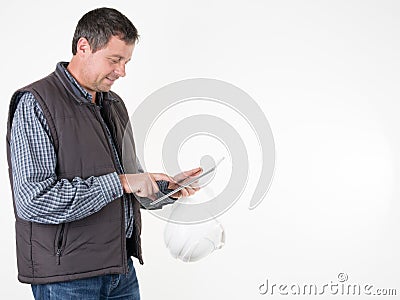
top-left (78, 35), bottom-right (134, 93)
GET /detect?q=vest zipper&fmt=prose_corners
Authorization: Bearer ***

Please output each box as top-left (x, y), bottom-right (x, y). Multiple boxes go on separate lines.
top-left (56, 223), bottom-right (65, 265)
top-left (90, 104), bottom-right (128, 274)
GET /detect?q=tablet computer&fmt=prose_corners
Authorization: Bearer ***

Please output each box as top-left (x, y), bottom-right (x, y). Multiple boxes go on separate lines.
top-left (149, 157), bottom-right (225, 207)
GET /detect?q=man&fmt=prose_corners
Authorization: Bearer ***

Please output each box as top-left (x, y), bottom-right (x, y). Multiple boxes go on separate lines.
top-left (6, 7), bottom-right (200, 299)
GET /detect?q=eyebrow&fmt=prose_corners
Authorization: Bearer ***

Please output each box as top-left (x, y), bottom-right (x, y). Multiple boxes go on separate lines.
top-left (108, 55), bottom-right (131, 63)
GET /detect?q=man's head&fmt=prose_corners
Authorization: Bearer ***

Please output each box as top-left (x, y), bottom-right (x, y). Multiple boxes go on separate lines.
top-left (69, 7), bottom-right (139, 96)
top-left (72, 7), bottom-right (139, 55)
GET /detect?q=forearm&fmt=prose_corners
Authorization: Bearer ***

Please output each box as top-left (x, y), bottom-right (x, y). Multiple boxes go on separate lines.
top-left (13, 172), bottom-right (122, 224)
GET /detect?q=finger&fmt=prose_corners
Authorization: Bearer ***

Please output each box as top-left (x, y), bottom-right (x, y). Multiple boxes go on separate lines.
top-left (167, 182), bottom-right (179, 190)
top-left (149, 175), bottom-right (161, 193)
top-left (174, 167), bottom-right (202, 182)
top-left (190, 179), bottom-right (201, 188)
top-left (187, 186), bottom-right (197, 196)
top-left (192, 186), bottom-right (201, 192)
top-left (185, 188), bottom-right (194, 197)
top-left (180, 187), bottom-right (189, 198)
top-left (152, 173), bottom-right (176, 183)
top-left (148, 193), bottom-right (156, 201)
top-left (187, 167), bottom-right (203, 176)
top-left (170, 191), bottom-right (180, 199)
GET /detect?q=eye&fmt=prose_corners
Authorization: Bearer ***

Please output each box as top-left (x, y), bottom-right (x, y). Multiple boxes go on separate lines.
top-left (109, 57), bottom-right (121, 64)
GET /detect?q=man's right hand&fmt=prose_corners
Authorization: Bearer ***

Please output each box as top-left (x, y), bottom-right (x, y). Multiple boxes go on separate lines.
top-left (118, 173), bottom-right (173, 198)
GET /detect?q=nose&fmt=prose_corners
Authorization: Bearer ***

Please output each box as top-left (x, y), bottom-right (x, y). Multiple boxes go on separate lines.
top-left (115, 62), bottom-right (126, 77)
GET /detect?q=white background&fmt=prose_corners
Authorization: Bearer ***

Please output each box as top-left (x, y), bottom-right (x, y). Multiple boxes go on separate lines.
top-left (1, 0), bottom-right (400, 299)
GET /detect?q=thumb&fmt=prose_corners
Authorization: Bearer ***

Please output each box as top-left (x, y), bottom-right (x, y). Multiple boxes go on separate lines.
top-left (152, 173), bottom-right (176, 183)
top-left (184, 167), bottom-right (203, 176)
top-left (173, 167), bottom-right (203, 182)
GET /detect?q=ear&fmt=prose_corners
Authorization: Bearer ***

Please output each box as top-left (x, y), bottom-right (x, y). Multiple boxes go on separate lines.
top-left (75, 37), bottom-right (92, 56)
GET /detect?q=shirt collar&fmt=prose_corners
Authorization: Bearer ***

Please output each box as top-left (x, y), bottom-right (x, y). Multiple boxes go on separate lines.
top-left (62, 64), bottom-right (93, 103)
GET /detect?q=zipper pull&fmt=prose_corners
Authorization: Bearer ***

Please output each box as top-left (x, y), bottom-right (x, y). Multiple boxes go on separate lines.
top-left (56, 249), bottom-right (62, 265)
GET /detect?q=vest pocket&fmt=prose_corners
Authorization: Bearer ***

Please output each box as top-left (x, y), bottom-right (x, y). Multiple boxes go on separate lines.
top-left (55, 223), bottom-right (66, 265)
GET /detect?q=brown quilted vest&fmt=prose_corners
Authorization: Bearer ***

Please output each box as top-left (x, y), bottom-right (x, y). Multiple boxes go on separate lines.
top-left (6, 63), bottom-right (143, 284)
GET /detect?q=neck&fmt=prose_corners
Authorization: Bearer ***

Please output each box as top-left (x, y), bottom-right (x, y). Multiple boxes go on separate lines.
top-left (67, 58), bottom-right (96, 102)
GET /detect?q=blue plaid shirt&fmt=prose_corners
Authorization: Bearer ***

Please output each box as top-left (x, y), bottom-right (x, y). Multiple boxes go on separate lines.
top-left (10, 63), bottom-right (138, 236)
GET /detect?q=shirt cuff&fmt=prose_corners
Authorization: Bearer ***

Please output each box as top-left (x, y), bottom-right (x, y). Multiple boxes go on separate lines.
top-left (97, 172), bottom-right (124, 203)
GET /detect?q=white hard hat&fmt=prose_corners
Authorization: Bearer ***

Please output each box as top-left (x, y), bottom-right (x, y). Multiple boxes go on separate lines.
top-left (164, 218), bottom-right (225, 262)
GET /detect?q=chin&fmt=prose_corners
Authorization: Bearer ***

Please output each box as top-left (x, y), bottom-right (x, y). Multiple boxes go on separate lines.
top-left (98, 86), bottom-right (112, 92)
